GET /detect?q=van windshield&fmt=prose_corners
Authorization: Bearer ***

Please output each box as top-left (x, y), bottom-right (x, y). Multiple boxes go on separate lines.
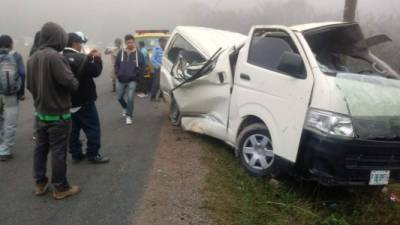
top-left (305, 23), bottom-right (399, 79)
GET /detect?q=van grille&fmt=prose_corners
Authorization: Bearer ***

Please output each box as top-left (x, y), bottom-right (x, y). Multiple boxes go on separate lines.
top-left (346, 153), bottom-right (400, 170)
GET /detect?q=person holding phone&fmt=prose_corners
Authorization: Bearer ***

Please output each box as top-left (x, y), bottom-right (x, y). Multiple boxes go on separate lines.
top-left (63, 32), bottom-right (109, 164)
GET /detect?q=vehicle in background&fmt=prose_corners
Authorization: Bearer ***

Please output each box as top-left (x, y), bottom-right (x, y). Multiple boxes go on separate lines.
top-left (160, 23), bottom-right (400, 187)
top-left (135, 30), bottom-right (170, 93)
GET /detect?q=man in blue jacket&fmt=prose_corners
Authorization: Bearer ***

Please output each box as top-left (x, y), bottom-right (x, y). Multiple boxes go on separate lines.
top-left (150, 37), bottom-right (167, 101)
top-left (115, 35), bottom-right (145, 125)
top-left (0, 35), bottom-right (24, 161)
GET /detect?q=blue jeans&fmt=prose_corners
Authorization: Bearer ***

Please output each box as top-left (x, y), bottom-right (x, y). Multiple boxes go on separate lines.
top-left (0, 94), bottom-right (19, 156)
top-left (117, 81), bottom-right (136, 118)
top-left (69, 103), bottom-right (101, 159)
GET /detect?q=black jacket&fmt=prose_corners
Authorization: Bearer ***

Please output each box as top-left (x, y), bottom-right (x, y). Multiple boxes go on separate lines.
top-left (27, 22), bottom-right (79, 115)
top-left (63, 48), bottom-right (102, 107)
top-left (114, 49), bottom-right (145, 83)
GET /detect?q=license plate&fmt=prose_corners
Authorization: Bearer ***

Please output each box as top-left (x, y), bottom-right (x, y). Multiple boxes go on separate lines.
top-left (369, 170), bottom-right (390, 186)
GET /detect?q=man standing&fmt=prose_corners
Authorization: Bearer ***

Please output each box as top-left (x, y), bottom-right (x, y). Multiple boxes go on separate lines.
top-left (137, 41), bottom-right (149, 98)
top-left (150, 38), bottom-right (167, 101)
top-left (27, 22), bottom-right (80, 200)
top-left (0, 35), bottom-right (24, 161)
top-left (63, 32), bottom-right (109, 164)
top-left (115, 35), bottom-right (145, 125)
top-left (105, 38), bottom-right (123, 92)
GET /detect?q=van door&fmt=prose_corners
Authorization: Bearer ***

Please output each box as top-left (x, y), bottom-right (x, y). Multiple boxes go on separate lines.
top-left (163, 34), bottom-right (233, 140)
top-left (231, 26), bottom-right (314, 162)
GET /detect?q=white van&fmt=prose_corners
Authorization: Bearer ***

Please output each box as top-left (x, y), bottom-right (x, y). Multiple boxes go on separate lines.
top-left (160, 22), bottom-right (400, 186)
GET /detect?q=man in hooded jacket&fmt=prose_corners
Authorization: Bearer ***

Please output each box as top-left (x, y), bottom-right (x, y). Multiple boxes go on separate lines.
top-left (27, 22), bottom-right (80, 200)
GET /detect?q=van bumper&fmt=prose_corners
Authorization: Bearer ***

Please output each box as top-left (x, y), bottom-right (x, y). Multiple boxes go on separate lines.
top-left (297, 130), bottom-right (400, 186)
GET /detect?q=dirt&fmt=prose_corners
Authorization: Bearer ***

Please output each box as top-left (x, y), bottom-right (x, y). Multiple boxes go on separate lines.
top-left (133, 116), bottom-right (212, 225)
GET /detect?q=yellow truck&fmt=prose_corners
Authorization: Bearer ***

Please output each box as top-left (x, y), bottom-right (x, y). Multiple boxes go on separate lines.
top-left (135, 30), bottom-right (169, 94)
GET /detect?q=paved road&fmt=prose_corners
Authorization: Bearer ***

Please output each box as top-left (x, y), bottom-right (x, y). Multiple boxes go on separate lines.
top-left (0, 57), bottom-right (166, 225)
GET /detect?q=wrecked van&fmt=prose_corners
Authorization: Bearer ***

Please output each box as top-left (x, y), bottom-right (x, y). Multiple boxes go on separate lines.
top-left (160, 22), bottom-right (400, 186)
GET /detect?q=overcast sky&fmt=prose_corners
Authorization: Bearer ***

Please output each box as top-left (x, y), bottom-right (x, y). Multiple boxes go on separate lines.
top-left (1, 0), bottom-right (399, 45)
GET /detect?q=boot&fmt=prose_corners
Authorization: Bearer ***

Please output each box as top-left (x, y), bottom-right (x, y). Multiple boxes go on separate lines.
top-left (53, 185), bottom-right (80, 200)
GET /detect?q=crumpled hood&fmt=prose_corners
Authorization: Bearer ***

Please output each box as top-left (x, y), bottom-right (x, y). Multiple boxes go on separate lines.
top-left (39, 22), bottom-right (67, 52)
top-left (336, 73), bottom-right (400, 139)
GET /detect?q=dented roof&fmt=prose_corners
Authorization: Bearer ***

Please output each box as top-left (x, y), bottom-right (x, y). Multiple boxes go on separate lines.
top-left (290, 21), bottom-right (352, 32)
top-left (174, 26), bottom-right (246, 58)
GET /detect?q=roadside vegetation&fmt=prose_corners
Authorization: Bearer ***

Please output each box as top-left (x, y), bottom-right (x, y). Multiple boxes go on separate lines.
top-left (200, 136), bottom-right (400, 225)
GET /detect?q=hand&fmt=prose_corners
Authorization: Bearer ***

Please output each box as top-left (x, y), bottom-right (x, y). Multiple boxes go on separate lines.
top-left (89, 49), bottom-right (101, 59)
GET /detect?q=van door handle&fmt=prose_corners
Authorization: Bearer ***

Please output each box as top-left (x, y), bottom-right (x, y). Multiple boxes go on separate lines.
top-left (240, 73), bottom-right (251, 81)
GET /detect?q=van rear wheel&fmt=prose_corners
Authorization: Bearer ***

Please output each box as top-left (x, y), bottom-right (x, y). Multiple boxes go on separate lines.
top-left (237, 123), bottom-right (275, 177)
top-left (169, 97), bottom-right (181, 126)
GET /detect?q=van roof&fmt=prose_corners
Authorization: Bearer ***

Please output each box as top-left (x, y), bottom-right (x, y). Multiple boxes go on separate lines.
top-left (174, 26), bottom-right (247, 58)
top-left (290, 21), bottom-right (354, 32)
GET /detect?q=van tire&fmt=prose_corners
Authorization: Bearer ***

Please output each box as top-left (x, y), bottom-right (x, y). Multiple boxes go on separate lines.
top-left (237, 123), bottom-right (275, 177)
top-left (169, 97), bottom-right (181, 126)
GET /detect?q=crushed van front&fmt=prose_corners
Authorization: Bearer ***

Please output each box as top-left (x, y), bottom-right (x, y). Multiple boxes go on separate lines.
top-left (297, 74), bottom-right (400, 186)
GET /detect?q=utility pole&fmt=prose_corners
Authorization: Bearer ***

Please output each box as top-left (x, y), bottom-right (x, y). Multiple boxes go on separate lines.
top-left (343, 0), bottom-right (358, 22)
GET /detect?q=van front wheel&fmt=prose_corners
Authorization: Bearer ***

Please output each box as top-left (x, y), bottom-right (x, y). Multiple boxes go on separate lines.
top-left (237, 123), bottom-right (274, 177)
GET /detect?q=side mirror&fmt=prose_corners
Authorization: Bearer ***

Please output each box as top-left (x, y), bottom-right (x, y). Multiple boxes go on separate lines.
top-left (277, 52), bottom-right (306, 79)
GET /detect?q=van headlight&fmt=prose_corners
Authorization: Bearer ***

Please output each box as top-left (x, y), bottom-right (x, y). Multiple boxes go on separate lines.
top-left (305, 109), bottom-right (354, 138)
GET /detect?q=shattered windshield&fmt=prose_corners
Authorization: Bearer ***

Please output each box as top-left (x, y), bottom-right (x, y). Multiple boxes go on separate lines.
top-left (336, 73), bottom-right (400, 140)
top-left (306, 24), bottom-right (399, 79)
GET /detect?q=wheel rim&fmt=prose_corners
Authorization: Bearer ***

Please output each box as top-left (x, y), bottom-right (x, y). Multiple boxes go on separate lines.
top-left (242, 134), bottom-right (274, 170)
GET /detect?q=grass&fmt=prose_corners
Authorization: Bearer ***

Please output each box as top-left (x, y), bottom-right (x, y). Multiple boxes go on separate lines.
top-left (199, 136), bottom-right (400, 225)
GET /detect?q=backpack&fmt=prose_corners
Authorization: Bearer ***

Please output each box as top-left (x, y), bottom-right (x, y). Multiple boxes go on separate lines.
top-left (0, 51), bottom-right (20, 95)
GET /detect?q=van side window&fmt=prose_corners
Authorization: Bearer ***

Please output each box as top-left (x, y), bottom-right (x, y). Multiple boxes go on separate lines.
top-left (248, 29), bottom-right (304, 75)
top-left (166, 34), bottom-right (206, 65)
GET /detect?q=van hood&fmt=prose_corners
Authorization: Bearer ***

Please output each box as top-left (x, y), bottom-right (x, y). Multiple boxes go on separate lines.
top-left (39, 22), bottom-right (68, 52)
top-left (336, 73), bottom-right (400, 140)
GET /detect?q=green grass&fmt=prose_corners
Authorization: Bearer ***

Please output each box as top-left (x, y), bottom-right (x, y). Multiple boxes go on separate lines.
top-left (199, 136), bottom-right (400, 225)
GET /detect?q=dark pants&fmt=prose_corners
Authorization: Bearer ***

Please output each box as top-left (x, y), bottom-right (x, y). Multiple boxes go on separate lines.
top-left (151, 69), bottom-right (160, 100)
top-left (34, 119), bottom-right (71, 191)
top-left (69, 103), bottom-right (101, 159)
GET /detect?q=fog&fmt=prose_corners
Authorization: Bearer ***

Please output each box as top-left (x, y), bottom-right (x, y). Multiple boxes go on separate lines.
top-left (1, 0), bottom-right (400, 46)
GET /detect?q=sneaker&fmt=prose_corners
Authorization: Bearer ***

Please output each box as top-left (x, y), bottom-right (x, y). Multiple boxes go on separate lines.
top-left (122, 110), bottom-right (127, 117)
top-left (53, 186), bottom-right (80, 200)
top-left (137, 93), bottom-right (146, 98)
top-left (88, 155), bottom-right (110, 164)
top-left (0, 154), bottom-right (13, 162)
top-left (35, 182), bottom-right (49, 196)
top-left (126, 117), bottom-right (133, 125)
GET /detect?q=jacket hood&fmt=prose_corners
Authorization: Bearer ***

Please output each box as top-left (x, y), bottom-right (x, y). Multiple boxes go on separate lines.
top-left (39, 22), bottom-right (68, 52)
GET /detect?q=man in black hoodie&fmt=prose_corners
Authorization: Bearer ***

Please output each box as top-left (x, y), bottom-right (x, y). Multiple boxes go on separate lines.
top-left (63, 32), bottom-right (109, 164)
top-left (27, 22), bottom-right (80, 200)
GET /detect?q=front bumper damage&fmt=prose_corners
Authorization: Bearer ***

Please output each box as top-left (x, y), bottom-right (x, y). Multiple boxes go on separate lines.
top-left (296, 130), bottom-right (400, 186)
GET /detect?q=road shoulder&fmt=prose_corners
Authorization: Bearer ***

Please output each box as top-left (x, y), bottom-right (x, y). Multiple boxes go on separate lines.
top-left (133, 118), bottom-right (212, 225)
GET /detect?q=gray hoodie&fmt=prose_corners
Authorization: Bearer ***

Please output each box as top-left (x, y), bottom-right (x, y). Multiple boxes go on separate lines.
top-left (27, 22), bottom-right (79, 115)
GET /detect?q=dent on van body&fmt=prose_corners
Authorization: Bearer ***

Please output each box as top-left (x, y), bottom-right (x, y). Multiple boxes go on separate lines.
top-left (336, 74), bottom-right (400, 140)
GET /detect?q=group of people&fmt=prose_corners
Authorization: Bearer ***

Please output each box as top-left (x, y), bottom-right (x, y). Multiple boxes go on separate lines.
top-left (0, 21), bottom-right (166, 200)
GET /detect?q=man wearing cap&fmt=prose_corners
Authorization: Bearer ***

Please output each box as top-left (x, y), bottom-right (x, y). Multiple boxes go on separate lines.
top-left (63, 32), bottom-right (110, 164)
